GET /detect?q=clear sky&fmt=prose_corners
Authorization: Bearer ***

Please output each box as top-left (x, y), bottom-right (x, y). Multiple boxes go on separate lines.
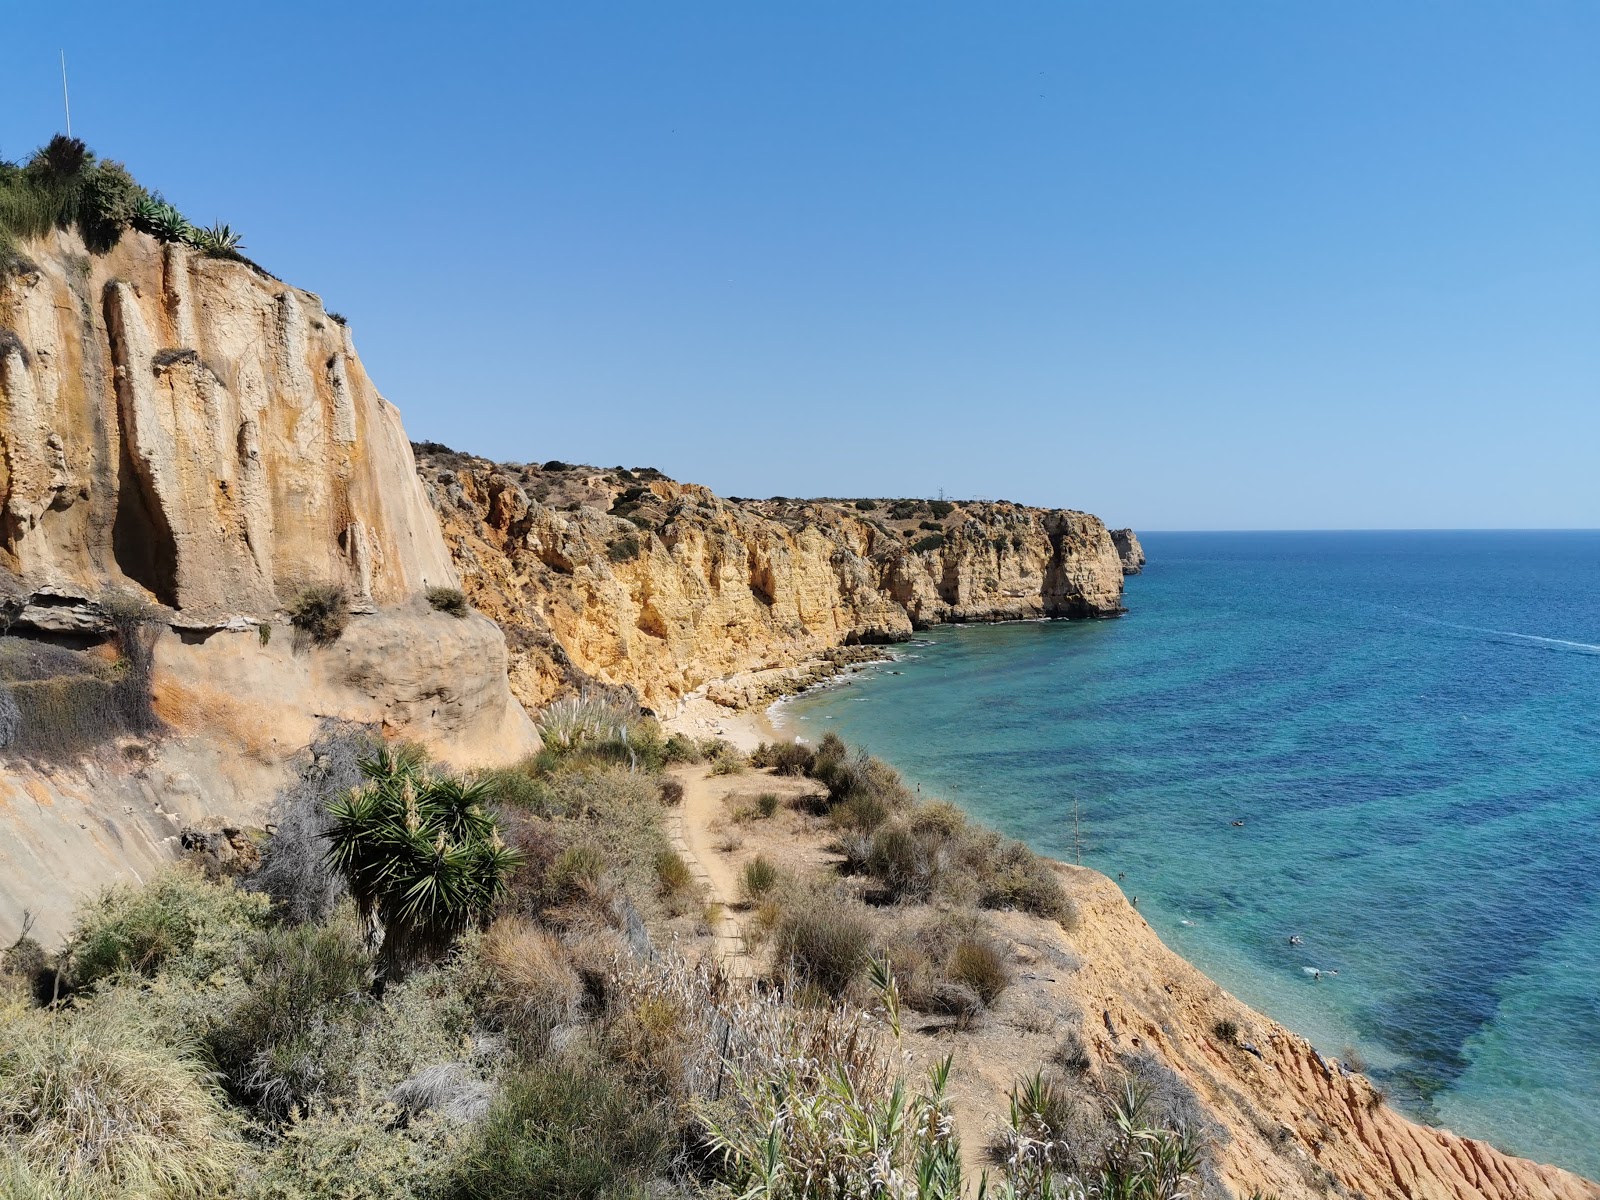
top-left (4, 4), bottom-right (1596, 530)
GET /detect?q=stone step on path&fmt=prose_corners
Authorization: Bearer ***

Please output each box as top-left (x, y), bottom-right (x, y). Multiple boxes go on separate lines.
top-left (666, 810), bottom-right (754, 978)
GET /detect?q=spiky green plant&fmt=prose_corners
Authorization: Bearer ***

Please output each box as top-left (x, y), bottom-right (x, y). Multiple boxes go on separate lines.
top-left (130, 196), bottom-right (191, 245)
top-left (323, 747), bottom-right (520, 980)
top-left (190, 221), bottom-right (244, 254)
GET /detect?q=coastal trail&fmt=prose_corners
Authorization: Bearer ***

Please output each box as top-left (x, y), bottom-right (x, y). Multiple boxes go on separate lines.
top-left (665, 763), bottom-right (835, 979)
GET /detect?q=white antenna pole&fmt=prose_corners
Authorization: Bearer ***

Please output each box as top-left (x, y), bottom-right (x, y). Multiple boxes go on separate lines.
top-left (60, 51), bottom-right (71, 136)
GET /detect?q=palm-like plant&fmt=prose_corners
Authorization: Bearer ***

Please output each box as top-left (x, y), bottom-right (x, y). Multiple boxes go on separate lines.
top-left (324, 747), bottom-right (520, 980)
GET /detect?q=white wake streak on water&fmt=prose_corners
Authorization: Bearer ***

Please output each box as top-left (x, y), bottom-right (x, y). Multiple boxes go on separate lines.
top-left (1388, 606), bottom-right (1600, 656)
top-left (1446, 624), bottom-right (1600, 655)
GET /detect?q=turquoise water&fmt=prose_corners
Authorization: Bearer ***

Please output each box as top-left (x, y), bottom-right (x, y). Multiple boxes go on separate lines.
top-left (779, 531), bottom-right (1600, 1177)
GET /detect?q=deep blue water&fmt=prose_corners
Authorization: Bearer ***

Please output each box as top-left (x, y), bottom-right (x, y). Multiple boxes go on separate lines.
top-left (780, 531), bottom-right (1600, 1177)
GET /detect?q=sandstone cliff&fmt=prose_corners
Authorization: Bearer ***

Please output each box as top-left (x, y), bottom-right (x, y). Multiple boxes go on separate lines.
top-left (417, 447), bottom-right (1128, 713)
top-left (0, 230), bottom-right (535, 941)
top-left (1112, 527), bottom-right (1146, 574)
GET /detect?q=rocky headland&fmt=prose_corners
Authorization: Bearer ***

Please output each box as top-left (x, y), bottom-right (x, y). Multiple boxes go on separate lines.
top-left (417, 445), bottom-right (1126, 714)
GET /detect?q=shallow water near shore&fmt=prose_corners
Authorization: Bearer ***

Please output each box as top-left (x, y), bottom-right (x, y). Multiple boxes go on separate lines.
top-left (779, 530), bottom-right (1600, 1177)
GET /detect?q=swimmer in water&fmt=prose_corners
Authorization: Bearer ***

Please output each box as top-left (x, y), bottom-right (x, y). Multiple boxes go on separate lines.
top-left (1232, 819), bottom-right (1245, 827)
top-left (1288, 934), bottom-right (1304, 946)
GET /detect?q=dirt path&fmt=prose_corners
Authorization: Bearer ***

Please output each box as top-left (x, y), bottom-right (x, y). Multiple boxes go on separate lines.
top-left (666, 765), bottom-right (753, 976)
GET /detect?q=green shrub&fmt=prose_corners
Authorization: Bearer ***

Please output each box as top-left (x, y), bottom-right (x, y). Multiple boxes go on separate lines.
top-left (853, 499), bottom-right (878, 511)
top-left (606, 534), bottom-right (641, 563)
top-left (68, 868), bottom-right (270, 989)
top-left (475, 764), bottom-right (552, 812)
top-left (425, 586), bottom-right (469, 617)
top-left (445, 1060), bottom-right (672, 1200)
top-left (948, 937), bottom-right (1010, 1006)
top-left (1213, 1018), bottom-right (1239, 1045)
top-left (740, 856), bottom-right (780, 904)
top-left (911, 533), bottom-right (946, 553)
top-left (209, 918), bottom-right (373, 1113)
top-left (662, 732), bottom-right (701, 763)
top-left (286, 583), bottom-right (348, 645)
top-left (929, 500), bottom-right (956, 519)
top-left (755, 791), bottom-right (781, 818)
top-left (709, 747), bottom-right (746, 775)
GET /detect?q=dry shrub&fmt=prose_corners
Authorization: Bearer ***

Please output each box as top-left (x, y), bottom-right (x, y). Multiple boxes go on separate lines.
top-left (949, 936), bottom-right (1011, 1006)
top-left (655, 848), bottom-right (695, 895)
top-left (754, 791), bottom-right (781, 818)
top-left (424, 586), bottom-right (468, 617)
top-left (286, 583), bottom-right (348, 645)
top-left (1055, 1027), bottom-right (1092, 1074)
top-left (480, 917), bottom-right (582, 1050)
top-left (740, 856), bottom-right (780, 905)
top-left (0, 998), bottom-right (239, 1197)
top-left (657, 777), bottom-right (685, 806)
top-left (245, 1101), bottom-right (458, 1200)
top-left (772, 891), bottom-right (873, 997)
top-left (254, 721), bottom-right (383, 925)
top-left (752, 740), bottom-right (814, 775)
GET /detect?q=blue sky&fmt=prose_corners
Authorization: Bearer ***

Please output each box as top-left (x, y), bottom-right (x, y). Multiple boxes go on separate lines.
top-left (4, 4), bottom-right (1596, 529)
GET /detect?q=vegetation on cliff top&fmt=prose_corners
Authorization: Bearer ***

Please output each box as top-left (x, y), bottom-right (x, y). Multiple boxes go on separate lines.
top-left (0, 709), bottom-right (1205, 1198)
top-left (0, 135), bottom-right (250, 277)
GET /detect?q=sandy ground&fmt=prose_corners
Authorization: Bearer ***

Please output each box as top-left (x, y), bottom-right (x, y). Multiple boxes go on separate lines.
top-left (661, 692), bottom-right (786, 753)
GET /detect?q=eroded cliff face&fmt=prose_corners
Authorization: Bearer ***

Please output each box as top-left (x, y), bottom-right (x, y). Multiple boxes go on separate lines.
top-left (1112, 527), bottom-right (1145, 574)
top-left (417, 447), bottom-right (1127, 713)
top-left (0, 232), bottom-right (535, 942)
top-left (0, 229), bottom-right (453, 615)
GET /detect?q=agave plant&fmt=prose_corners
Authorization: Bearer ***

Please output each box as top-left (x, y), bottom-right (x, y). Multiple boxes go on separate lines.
top-left (130, 195), bottom-right (192, 244)
top-left (323, 746), bottom-right (520, 980)
top-left (190, 221), bottom-right (244, 253)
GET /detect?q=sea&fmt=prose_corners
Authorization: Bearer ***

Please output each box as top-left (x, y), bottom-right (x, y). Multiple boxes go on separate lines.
top-left (777, 530), bottom-right (1600, 1178)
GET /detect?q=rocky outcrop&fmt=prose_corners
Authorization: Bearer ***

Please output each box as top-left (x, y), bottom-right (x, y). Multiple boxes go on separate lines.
top-left (1111, 527), bottom-right (1145, 574)
top-left (0, 231), bottom-right (536, 942)
top-left (418, 449), bottom-right (1128, 713)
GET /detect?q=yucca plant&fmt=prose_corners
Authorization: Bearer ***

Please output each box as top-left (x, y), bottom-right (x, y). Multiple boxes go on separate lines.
top-left (323, 747), bottom-right (521, 981)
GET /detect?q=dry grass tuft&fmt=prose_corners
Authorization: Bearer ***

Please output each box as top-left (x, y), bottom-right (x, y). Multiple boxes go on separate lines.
top-left (0, 998), bottom-right (240, 1197)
